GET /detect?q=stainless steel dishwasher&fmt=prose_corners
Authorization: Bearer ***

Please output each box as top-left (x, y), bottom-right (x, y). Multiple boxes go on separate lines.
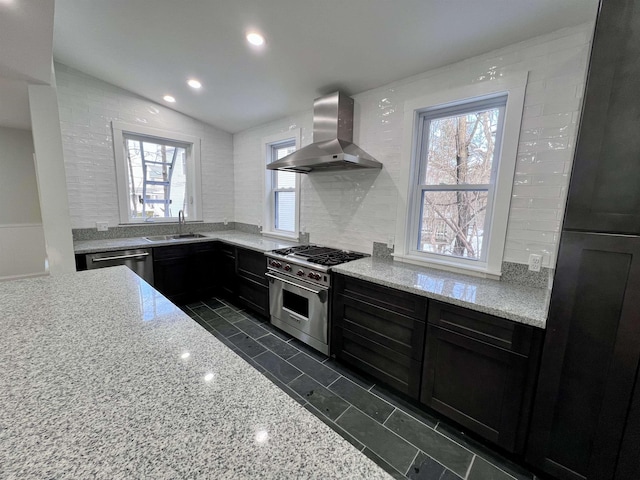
top-left (85, 249), bottom-right (154, 284)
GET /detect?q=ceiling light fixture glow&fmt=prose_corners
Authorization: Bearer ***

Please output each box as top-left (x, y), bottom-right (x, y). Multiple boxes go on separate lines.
top-left (187, 79), bottom-right (202, 89)
top-left (163, 95), bottom-right (176, 103)
top-left (246, 32), bottom-right (265, 46)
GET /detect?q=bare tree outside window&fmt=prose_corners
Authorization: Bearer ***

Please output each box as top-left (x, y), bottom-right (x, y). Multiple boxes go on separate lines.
top-left (416, 99), bottom-right (505, 261)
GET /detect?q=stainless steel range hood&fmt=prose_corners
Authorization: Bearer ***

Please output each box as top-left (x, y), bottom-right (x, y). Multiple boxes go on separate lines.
top-left (266, 92), bottom-right (382, 173)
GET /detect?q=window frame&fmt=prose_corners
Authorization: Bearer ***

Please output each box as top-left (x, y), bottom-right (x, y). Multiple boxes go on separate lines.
top-left (112, 122), bottom-right (202, 224)
top-left (262, 129), bottom-right (301, 240)
top-left (394, 72), bottom-right (528, 278)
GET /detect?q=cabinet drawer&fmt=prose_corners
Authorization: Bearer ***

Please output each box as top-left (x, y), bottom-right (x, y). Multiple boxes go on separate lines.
top-left (191, 241), bottom-right (216, 253)
top-left (339, 294), bottom-right (425, 360)
top-left (237, 248), bottom-right (268, 286)
top-left (217, 242), bottom-right (236, 258)
top-left (334, 326), bottom-right (422, 398)
top-left (153, 244), bottom-right (191, 260)
top-left (337, 274), bottom-right (428, 321)
top-left (428, 301), bottom-right (534, 355)
top-left (237, 277), bottom-right (269, 317)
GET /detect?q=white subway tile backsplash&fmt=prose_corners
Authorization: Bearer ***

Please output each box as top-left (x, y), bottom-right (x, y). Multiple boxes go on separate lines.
top-left (233, 22), bottom-right (593, 266)
top-left (55, 63), bottom-right (234, 228)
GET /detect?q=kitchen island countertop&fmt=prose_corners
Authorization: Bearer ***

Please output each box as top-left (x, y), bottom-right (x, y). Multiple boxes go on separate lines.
top-left (333, 257), bottom-right (550, 328)
top-left (0, 266), bottom-right (390, 479)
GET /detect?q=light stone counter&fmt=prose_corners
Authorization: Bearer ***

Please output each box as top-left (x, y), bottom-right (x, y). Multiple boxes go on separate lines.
top-left (0, 267), bottom-right (390, 479)
top-left (332, 258), bottom-right (550, 328)
top-left (73, 230), bottom-right (299, 254)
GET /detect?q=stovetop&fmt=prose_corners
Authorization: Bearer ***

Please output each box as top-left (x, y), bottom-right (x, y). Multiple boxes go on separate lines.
top-left (270, 245), bottom-right (369, 267)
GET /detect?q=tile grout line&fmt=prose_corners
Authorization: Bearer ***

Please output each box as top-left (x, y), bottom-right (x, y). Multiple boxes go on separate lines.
top-left (464, 454), bottom-right (476, 480)
top-left (404, 450), bottom-right (421, 477)
top-left (286, 372), bottom-right (306, 387)
top-left (334, 398), bottom-right (474, 479)
top-left (381, 407), bottom-right (397, 426)
top-left (332, 404), bottom-right (351, 424)
top-left (325, 375), bottom-right (343, 390)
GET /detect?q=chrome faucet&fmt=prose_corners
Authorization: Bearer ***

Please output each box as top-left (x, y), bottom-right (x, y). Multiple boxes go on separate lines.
top-left (178, 210), bottom-right (185, 236)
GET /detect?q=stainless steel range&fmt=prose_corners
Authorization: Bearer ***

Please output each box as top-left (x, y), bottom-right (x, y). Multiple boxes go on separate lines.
top-left (265, 246), bottom-right (369, 355)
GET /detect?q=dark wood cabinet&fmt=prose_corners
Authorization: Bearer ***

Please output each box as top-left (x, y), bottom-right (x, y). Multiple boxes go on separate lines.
top-left (331, 274), bottom-right (428, 399)
top-left (217, 242), bottom-right (237, 299)
top-left (153, 243), bottom-right (217, 304)
top-left (563, 0), bottom-right (640, 234)
top-left (153, 244), bottom-right (195, 304)
top-left (527, 1), bottom-right (640, 478)
top-left (527, 232), bottom-right (640, 480)
top-left (235, 247), bottom-right (269, 317)
top-left (421, 302), bottom-right (543, 454)
top-left (190, 242), bottom-right (218, 299)
top-left (615, 364), bottom-right (640, 479)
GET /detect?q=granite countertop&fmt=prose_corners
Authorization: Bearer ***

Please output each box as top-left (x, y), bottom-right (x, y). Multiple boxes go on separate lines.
top-left (332, 258), bottom-right (550, 328)
top-left (73, 230), bottom-right (300, 254)
top-left (0, 266), bottom-right (389, 479)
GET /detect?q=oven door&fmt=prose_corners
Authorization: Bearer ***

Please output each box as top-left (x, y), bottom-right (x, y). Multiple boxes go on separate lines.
top-left (266, 271), bottom-right (329, 353)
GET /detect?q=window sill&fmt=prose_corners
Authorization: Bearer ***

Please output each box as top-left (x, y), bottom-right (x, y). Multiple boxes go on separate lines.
top-left (392, 253), bottom-right (502, 280)
top-left (262, 231), bottom-right (299, 242)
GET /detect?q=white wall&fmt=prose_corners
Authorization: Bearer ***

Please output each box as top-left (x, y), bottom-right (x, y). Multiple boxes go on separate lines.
top-left (233, 23), bottom-right (593, 268)
top-left (55, 63), bottom-right (234, 229)
top-left (29, 81), bottom-right (76, 275)
top-left (0, 127), bottom-right (47, 279)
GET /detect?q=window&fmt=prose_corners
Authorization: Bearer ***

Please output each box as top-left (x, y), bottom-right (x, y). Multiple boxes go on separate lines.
top-left (396, 73), bottom-right (527, 277)
top-left (413, 97), bottom-right (505, 261)
top-left (263, 130), bottom-right (300, 239)
top-left (112, 123), bottom-right (202, 224)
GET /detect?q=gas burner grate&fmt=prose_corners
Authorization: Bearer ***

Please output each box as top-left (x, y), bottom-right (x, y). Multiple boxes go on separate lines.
top-left (306, 252), bottom-right (369, 266)
top-left (270, 245), bottom-right (369, 267)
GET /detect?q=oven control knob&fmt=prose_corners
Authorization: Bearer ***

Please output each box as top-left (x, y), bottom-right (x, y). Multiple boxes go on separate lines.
top-left (275, 262), bottom-right (282, 268)
top-left (308, 272), bottom-right (314, 278)
top-left (313, 273), bottom-right (321, 280)
top-left (284, 264), bottom-right (291, 271)
top-left (297, 269), bottom-right (304, 276)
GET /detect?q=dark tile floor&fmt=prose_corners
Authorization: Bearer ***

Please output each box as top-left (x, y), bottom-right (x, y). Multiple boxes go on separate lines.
top-left (181, 297), bottom-right (540, 480)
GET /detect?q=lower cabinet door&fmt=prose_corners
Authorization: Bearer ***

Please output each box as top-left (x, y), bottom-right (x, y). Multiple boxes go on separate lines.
top-left (153, 256), bottom-right (192, 304)
top-left (236, 277), bottom-right (269, 318)
top-left (219, 253), bottom-right (237, 299)
top-left (421, 324), bottom-right (530, 453)
top-left (527, 232), bottom-right (640, 480)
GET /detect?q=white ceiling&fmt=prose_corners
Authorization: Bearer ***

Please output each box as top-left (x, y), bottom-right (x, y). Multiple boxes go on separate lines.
top-left (53, 0), bottom-right (599, 134)
top-left (0, 0), bottom-right (55, 129)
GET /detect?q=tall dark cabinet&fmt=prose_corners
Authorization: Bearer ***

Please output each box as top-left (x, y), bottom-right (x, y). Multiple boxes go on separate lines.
top-left (527, 1), bottom-right (640, 479)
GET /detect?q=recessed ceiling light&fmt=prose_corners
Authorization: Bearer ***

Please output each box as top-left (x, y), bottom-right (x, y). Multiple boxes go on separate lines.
top-left (163, 95), bottom-right (176, 103)
top-left (187, 79), bottom-right (202, 89)
top-left (246, 32), bottom-right (265, 46)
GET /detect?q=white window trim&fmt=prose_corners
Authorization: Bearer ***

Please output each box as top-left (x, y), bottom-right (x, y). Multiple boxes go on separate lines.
top-left (112, 122), bottom-right (202, 224)
top-left (261, 129), bottom-right (301, 241)
top-left (394, 72), bottom-right (528, 278)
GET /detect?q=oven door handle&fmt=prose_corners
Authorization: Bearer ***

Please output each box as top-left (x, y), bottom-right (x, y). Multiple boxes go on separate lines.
top-left (265, 272), bottom-right (328, 302)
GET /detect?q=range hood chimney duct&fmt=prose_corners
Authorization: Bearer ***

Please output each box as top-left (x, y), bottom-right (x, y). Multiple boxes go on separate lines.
top-left (266, 92), bottom-right (382, 173)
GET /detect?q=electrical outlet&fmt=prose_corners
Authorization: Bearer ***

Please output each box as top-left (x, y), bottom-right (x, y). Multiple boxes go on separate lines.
top-left (96, 221), bottom-right (109, 232)
top-left (387, 236), bottom-right (395, 249)
top-left (528, 254), bottom-right (542, 272)
top-left (223, 217), bottom-right (228, 226)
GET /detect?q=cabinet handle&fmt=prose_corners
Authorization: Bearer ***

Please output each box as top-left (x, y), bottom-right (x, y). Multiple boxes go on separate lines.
top-left (91, 252), bottom-right (150, 262)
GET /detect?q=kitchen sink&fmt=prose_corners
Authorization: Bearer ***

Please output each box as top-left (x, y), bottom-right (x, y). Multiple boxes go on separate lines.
top-left (144, 233), bottom-right (207, 242)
